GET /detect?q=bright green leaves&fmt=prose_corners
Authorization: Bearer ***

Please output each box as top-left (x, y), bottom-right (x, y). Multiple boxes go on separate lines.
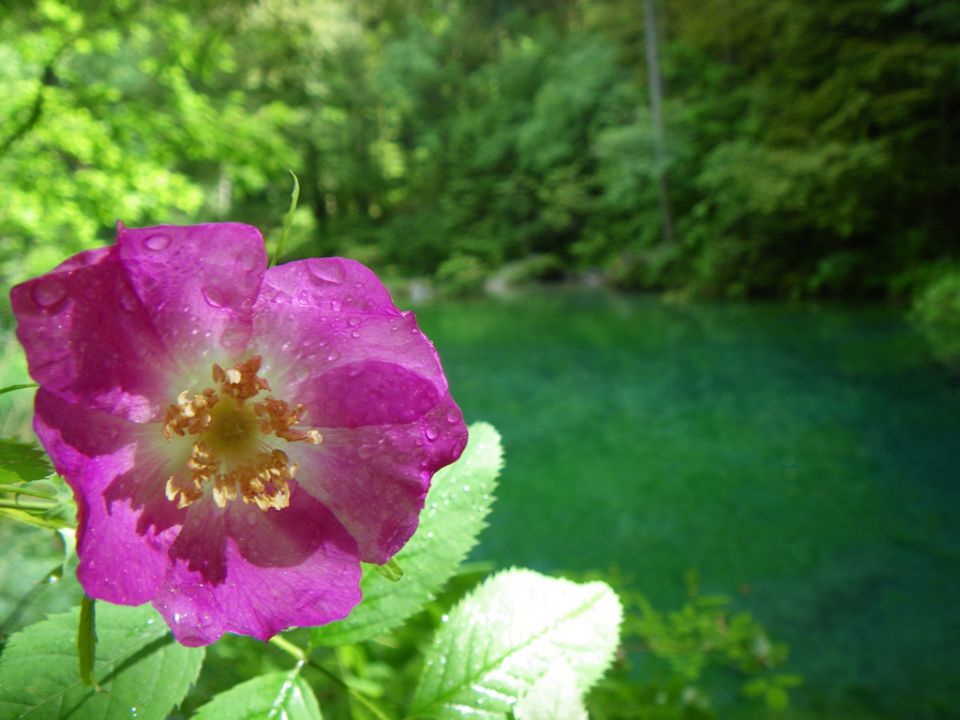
top-left (311, 422), bottom-right (502, 647)
top-left (0, 438), bottom-right (51, 485)
top-left (0, 604), bottom-right (204, 720)
top-left (194, 669), bottom-right (322, 720)
top-left (410, 569), bottom-right (623, 719)
top-left (0, 437), bottom-right (73, 531)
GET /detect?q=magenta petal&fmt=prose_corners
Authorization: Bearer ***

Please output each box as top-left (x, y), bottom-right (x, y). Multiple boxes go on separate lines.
top-left (34, 390), bottom-right (170, 604)
top-left (291, 398), bottom-right (468, 564)
top-left (11, 247), bottom-right (172, 421)
top-left (257, 258), bottom-right (396, 314)
top-left (117, 223), bottom-right (266, 365)
top-left (153, 487), bottom-right (362, 646)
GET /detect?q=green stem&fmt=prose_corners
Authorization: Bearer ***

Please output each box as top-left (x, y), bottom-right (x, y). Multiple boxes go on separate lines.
top-left (268, 636), bottom-right (393, 720)
top-left (0, 498), bottom-right (54, 511)
top-left (1, 486), bottom-right (59, 500)
top-left (269, 634), bottom-right (306, 661)
top-left (270, 171), bottom-right (300, 267)
top-left (0, 382), bottom-right (38, 396)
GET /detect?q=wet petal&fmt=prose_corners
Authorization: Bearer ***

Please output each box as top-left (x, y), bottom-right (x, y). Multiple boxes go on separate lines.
top-left (34, 390), bottom-right (172, 604)
top-left (11, 247), bottom-right (172, 421)
top-left (153, 487), bottom-right (361, 646)
top-left (290, 399), bottom-right (468, 564)
top-left (117, 223), bottom-right (266, 370)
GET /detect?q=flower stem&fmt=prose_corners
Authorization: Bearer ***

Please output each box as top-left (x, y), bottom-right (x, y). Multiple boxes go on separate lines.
top-left (268, 635), bottom-right (393, 720)
top-left (0, 498), bottom-right (54, 511)
top-left (2, 486), bottom-right (59, 500)
top-left (268, 634), bottom-right (306, 661)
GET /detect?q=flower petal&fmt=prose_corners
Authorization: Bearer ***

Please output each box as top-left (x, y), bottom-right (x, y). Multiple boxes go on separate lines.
top-left (249, 257), bottom-right (468, 563)
top-left (257, 258), bottom-right (396, 315)
top-left (11, 247), bottom-right (172, 421)
top-left (116, 223), bottom-right (266, 370)
top-left (34, 389), bottom-right (172, 605)
top-left (153, 486), bottom-right (362, 646)
top-left (289, 398), bottom-right (468, 564)
top-left (250, 261), bottom-right (451, 414)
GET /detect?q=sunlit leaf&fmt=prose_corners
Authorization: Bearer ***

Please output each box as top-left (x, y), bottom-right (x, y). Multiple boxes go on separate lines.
top-left (0, 604), bottom-right (204, 720)
top-left (410, 569), bottom-right (622, 719)
top-left (193, 670), bottom-right (322, 720)
top-left (0, 439), bottom-right (52, 485)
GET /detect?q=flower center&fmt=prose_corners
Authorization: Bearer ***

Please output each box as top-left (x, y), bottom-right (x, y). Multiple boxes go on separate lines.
top-left (161, 356), bottom-right (322, 512)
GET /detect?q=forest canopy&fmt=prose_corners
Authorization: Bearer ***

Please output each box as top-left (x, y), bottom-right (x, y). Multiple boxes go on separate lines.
top-left (2, 0), bottom-right (958, 301)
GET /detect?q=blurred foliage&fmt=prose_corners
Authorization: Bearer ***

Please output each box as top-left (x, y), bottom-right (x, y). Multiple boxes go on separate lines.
top-left (910, 262), bottom-right (960, 368)
top-left (1, 0), bottom-right (958, 313)
top-left (585, 571), bottom-right (799, 719)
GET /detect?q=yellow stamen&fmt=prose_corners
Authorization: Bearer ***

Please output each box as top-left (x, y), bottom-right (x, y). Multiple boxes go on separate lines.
top-left (160, 356), bottom-right (319, 512)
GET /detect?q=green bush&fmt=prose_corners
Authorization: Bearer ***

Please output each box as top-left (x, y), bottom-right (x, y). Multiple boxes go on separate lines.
top-left (910, 264), bottom-right (960, 368)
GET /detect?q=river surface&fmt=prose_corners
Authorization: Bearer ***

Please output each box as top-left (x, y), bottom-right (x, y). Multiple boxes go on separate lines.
top-left (414, 289), bottom-right (960, 719)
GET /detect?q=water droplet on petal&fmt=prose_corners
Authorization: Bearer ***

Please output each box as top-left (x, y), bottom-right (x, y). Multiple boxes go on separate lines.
top-left (294, 365), bottom-right (311, 382)
top-left (348, 316), bottom-right (361, 327)
top-left (326, 350), bottom-right (341, 362)
top-left (308, 261), bottom-right (345, 284)
top-left (202, 287), bottom-right (226, 308)
top-left (32, 278), bottom-right (67, 308)
top-left (425, 425), bottom-right (440, 441)
top-left (350, 330), bottom-right (361, 338)
top-left (144, 233), bottom-right (171, 251)
top-left (446, 408), bottom-right (462, 424)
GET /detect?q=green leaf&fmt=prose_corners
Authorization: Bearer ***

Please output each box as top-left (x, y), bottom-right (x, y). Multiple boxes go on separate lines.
top-left (77, 596), bottom-right (97, 688)
top-left (513, 662), bottom-right (587, 720)
top-left (311, 422), bottom-right (502, 646)
top-left (0, 439), bottom-right (52, 485)
top-left (410, 569), bottom-right (623, 719)
top-left (193, 670), bottom-right (322, 720)
top-left (0, 604), bottom-right (205, 720)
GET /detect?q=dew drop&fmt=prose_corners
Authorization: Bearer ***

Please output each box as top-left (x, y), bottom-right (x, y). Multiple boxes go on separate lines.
top-left (425, 426), bottom-right (440, 441)
top-left (143, 233), bottom-right (171, 251)
top-left (348, 316), bottom-right (361, 327)
top-left (31, 278), bottom-right (67, 308)
top-left (202, 287), bottom-right (226, 308)
top-left (446, 408), bottom-right (462, 424)
top-left (308, 261), bottom-right (346, 284)
top-left (294, 365), bottom-right (311, 382)
top-left (326, 350), bottom-right (341, 362)
top-left (350, 330), bottom-right (361, 338)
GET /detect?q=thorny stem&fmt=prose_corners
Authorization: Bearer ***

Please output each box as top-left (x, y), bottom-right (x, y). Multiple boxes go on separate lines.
top-left (268, 635), bottom-right (393, 720)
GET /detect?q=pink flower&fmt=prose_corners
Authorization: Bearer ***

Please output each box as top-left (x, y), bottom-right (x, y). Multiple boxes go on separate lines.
top-left (11, 223), bottom-right (467, 646)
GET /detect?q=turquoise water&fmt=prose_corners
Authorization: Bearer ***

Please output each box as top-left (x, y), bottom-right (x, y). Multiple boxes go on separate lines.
top-left (414, 290), bottom-right (960, 719)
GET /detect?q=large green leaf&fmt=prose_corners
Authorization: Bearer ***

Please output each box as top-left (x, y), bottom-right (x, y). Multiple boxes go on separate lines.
top-left (513, 662), bottom-right (587, 720)
top-left (410, 569), bottom-right (622, 719)
top-left (193, 670), bottom-right (322, 720)
top-left (0, 439), bottom-right (52, 485)
top-left (311, 422), bottom-right (502, 646)
top-left (0, 604), bottom-right (204, 720)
